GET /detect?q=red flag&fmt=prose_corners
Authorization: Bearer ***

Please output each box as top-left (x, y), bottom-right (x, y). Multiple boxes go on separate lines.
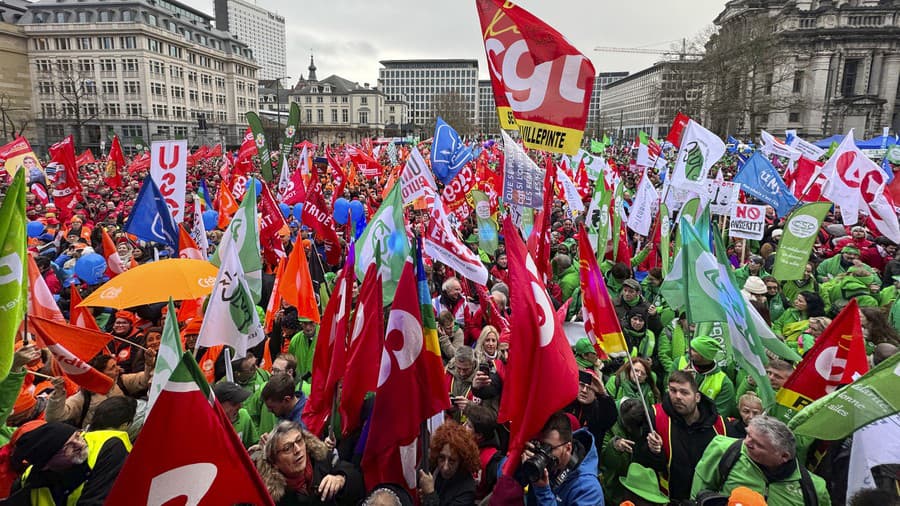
top-left (258, 183), bottom-right (287, 266)
top-left (614, 219), bottom-right (632, 265)
top-left (327, 149), bottom-right (347, 206)
top-left (475, 0), bottom-right (594, 155)
top-left (302, 176), bottom-right (342, 266)
top-left (302, 252), bottom-right (354, 436)
top-left (48, 135), bottom-right (82, 195)
top-left (281, 164), bottom-right (308, 206)
top-left (216, 179), bottom-right (239, 229)
top-left (577, 225), bottom-right (627, 358)
top-left (105, 138), bottom-right (124, 189)
top-left (278, 241), bottom-right (321, 324)
top-left (30, 184), bottom-right (48, 206)
top-left (346, 146), bottom-right (382, 178)
top-left (105, 355), bottom-right (274, 506)
top-left (340, 263), bottom-right (383, 436)
top-left (787, 156), bottom-right (826, 202)
top-left (204, 143), bottom-right (223, 160)
top-left (776, 299), bottom-right (869, 411)
top-left (28, 316), bottom-right (113, 394)
top-left (127, 152), bottom-right (151, 174)
top-left (527, 159), bottom-right (556, 282)
top-left (361, 260), bottom-right (450, 492)
top-left (102, 228), bottom-right (128, 277)
top-left (108, 135), bottom-right (126, 171)
top-left (75, 149), bottom-right (96, 167)
top-left (235, 128), bottom-right (257, 174)
top-left (68, 284), bottom-right (100, 331)
top-left (666, 112), bottom-right (691, 148)
top-left (178, 224), bottom-right (204, 260)
top-left (498, 218), bottom-right (579, 476)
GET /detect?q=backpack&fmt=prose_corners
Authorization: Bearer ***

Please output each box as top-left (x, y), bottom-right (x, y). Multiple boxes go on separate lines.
top-left (718, 439), bottom-right (818, 506)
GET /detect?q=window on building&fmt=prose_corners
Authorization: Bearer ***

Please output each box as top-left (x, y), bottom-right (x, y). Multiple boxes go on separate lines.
top-left (152, 104), bottom-right (167, 118)
top-left (83, 103), bottom-right (98, 117)
top-left (120, 36), bottom-right (136, 49)
top-left (121, 125), bottom-right (143, 139)
top-left (36, 59), bottom-right (52, 73)
top-left (102, 81), bottom-right (118, 94)
top-left (34, 38), bottom-right (49, 51)
top-left (122, 58), bottom-right (139, 73)
top-left (789, 111), bottom-right (800, 123)
top-left (305, 96), bottom-right (311, 104)
top-left (341, 96), bottom-right (348, 103)
top-left (126, 104), bottom-right (142, 116)
top-left (361, 97), bottom-right (368, 105)
top-left (104, 103), bottom-right (120, 116)
top-left (37, 81), bottom-right (53, 94)
top-left (172, 106), bottom-right (186, 119)
top-left (189, 90), bottom-right (198, 102)
top-left (45, 124), bottom-right (65, 139)
top-left (342, 109), bottom-right (348, 123)
top-left (174, 126), bottom-right (188, 138)
top-left (57, 59), bottom-right (73, 73)
top-left (317, 109), bottom-right (324, 123)
top-left (77, 37), bottom-right (92, 50)
top-left (172, 86), bottom-right (184, 99)
top-left (54, 38), bottom-right (71, 51)
top-left (763, 73), bottom-right (773, 95)
top-left (359, 111), bottom-right (368, 124)
top-left (306, 109), bottom-right (312, 123)
top-left (841, 59), bottom-right (860, 97)
top-left (792, 71), bottom-right (804, 93)
top-left (151, 83), bottom-right (166, 96)
top-left (78, 59), bottom-right (94, 73)
top-left (331, 110), bottom-right (338, 123)
top-left (100, 59), bottom-right (116, 73)
top-left (98, 37), bottom-right (114, 50)
top-left (123, 81), bottom-right (140, 94)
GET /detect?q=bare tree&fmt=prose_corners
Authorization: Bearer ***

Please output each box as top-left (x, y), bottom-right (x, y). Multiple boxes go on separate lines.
top-left (425, 92), bottom-right (477, 137)
top-left (699, 14), bottom-right (815, 137)
top-left (43, 58), bottom-right (100, 148)
top-left (0, 93), bottom-right (32, 142)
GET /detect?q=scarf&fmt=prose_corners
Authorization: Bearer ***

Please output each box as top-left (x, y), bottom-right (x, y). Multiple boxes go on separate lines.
top-left (283, 464), bottom-right (315, 496)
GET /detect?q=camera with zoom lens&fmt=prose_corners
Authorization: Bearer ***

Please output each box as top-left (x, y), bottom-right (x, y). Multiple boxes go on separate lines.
top-left (521, 440), bottom-right (559, 483)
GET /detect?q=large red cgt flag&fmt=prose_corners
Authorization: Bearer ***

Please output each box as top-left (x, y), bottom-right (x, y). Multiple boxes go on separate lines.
top-left (339, 262), bottom-right (383, 437)
top-left (498, 217), bottom-right (579, 476)
top-left (301, 248), bottom-right (354, 437)
top-left (105, 353), bottom-right (273, 506)
top-left (475, 0), bottom-right (595, 155)
top-left (361, 259), bottom-right (450, 493)
top-left (776, 299), bottom-right (869, 412)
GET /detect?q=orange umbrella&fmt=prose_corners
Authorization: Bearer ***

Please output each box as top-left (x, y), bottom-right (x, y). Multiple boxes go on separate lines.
top-left (78, 259), bottom-right (218, 309)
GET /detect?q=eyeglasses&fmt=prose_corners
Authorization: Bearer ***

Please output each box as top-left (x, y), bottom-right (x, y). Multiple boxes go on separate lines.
top-left (277, 436), bottom-right (306, 454)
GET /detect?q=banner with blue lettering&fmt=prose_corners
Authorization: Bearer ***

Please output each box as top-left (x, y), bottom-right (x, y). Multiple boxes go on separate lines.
top-left (733, 151), bottom-right (798, 218)
top-left (124, 175), bottom-right (179, 248)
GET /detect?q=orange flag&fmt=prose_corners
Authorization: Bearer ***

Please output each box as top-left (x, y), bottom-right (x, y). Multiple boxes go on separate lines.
top-left (102, 228), bottom-right (127, 278)
top-left (278, 242), bottom-right (320, 323)
top-left (265, 257), bottom-right (287, 333)
top-left (29, 316), bottom-right (114, 394)
top-left (69, 284), bottom-right (100, 331)
top-left (178, 224), bottom-right (203, 260)
top-left (27, 254), bottom-right (65, 323)
top-left (217, 179), bottom-right (239, 229)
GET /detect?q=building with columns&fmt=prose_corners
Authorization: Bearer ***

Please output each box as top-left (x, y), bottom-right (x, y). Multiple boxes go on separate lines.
top-left (19, 0), bottom-right (259, 152)
top-left (707, 0), bottom-right (900, 138)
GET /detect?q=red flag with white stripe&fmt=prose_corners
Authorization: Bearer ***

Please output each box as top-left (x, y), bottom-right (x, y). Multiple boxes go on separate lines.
top-left (28, 316), bottom-right (113, 394)
top-left (102, 228), bottom-right (128, 277)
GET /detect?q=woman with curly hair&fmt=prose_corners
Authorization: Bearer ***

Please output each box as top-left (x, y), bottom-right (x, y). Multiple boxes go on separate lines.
top-left (860, 306), bottom-right (900, 348)
top-left (253, 421), bottom-right (364, 505)
top-left (417, 421), bottom-right (479, 506)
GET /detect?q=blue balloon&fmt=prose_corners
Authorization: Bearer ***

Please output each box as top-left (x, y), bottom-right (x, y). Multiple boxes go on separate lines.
top-left (27, 221), bottom-right (45, 238)
top-left (74, 253), bottom-right (107, 285)
top-left (353, 215), bottom-right (367, 241)
top-left (292, 203), bottom-right (304, 221)
top-left (333, 198), bottom-right (350, 225)
top-left (202, 210), bottom-right (219, 230)
top-left (245, 178), bottom-right (262, 197)
top-left (349, 200), bottom-right (365, 224)
top-left (279, 203), bottom-right (290, 219)
top-left (386, 231), bottom-right (406, 254)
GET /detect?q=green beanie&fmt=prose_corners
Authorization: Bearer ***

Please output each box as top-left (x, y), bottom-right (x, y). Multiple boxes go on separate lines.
top-left (690, 335), bottom-right (721, 362)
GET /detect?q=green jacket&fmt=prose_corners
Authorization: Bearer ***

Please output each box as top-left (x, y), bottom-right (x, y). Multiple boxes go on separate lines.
top-left (232, 407), bottom-right (259, 448)
top-left (605, 373), bottom-right (657, 408)
top-left (674, 356), bottom-right (736, 418)
top-left (557, 263), bottom-right (580, 303)
top-left (781, 278), bottom-right (818, 308)
top-left (691, 436), bottom-right (830, 506)
top-left (0, 370), bottom-right (26, 446)
top-left (288, 330), bottom-right (318, 380)
top-left (733, 265), bottom-right (769, 291)
top-left (822, 274), bottom-right (879, 313)
top-left (772, 308), bottom-right (805, 338)
top-left (816, 254), bottom-right (852, 282)
top-left (657, 322), bottom-right (688, 374)
top-left (879, 285), bottom-right (900, 307)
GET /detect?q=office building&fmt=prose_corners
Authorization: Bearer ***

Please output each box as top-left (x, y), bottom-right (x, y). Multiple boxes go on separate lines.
top-left (586, 71), bottom-right (629, 138)
top-left (213, 0), bottom-right (285, 81)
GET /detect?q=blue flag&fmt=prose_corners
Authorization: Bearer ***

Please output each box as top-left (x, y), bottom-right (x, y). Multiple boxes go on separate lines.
top-left (124, 175), bottom-right (179, 248)
top-left (430, 117), bottom-right (473, 184)
top-left (733, 151), bottom-right (798, 218)
top-left (726, 135), bottom-right (740, 154)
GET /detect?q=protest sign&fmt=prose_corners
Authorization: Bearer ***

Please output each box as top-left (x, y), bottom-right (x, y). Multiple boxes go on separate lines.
top-left (150, 140), bottom-right (188, 223)
top-left (729, 204), bottom-right (766, 240)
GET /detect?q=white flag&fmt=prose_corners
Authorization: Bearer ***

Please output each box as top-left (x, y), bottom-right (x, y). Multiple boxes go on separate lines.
top-left (847, 415), bottom-right (900, 504)
top-left (425, 199), bottom-right (488, 286)
top-left (556, 167), bottom-right (585, 217)
top-left (627, 171), bottom-right (659, 236)
top-left (191, 194), bottom-right (208, 258)
top-left (297, 146), bottom-right (310, 178)
top-left (197, 241), bottom-right (264, 358)
top-left (277, 154), bottom-right (292, 200)
top-left (147, 301), bottom-right (184, 412)
top-left (760, 130), bottom-right (801, 161)
top-left (671, 120), bottom-right (725, 189)
top-left (399, 147), bottom-right (436, 204)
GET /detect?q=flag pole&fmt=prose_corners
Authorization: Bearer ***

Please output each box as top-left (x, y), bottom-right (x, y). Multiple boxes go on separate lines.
top-left (624, 352), bottom-right (655, 432)
top-left (223, 347), bottom-right (234, 382)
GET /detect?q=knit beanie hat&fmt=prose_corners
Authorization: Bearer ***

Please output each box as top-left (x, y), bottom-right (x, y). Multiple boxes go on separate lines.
top-left (690, 335), bottom-right (721, 362)
top-left (13, 422), bottom-right (77, 470)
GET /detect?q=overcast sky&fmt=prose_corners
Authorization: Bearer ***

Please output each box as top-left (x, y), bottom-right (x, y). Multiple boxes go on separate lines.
top-left (183, 0), bottom-right (727, 86)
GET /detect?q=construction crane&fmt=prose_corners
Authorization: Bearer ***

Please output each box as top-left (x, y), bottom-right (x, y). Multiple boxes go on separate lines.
top-left (594, 39), bottom-right (703, 59)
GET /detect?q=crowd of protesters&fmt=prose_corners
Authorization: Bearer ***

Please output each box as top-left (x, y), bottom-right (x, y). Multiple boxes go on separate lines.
top-left (0, 136), bottom-right (898, 506)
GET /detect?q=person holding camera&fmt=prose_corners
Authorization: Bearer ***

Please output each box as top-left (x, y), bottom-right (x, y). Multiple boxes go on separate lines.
top-left (520, 411), bottom-right (604, 505)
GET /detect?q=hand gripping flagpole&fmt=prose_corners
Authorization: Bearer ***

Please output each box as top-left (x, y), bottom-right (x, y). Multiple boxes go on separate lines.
top-left (623, 351), bottom-right (655, 434)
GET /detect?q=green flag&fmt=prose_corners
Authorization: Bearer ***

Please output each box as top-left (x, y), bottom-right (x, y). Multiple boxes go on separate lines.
top-left (590, 139), bottom-right (605, 154)
top-left (147, 299), bottom-right (185, 412)
top-left (211, 180), bottom-right (262, 302)
top-left (0, 171), bottom-right (26, 381)
top-left (611, 181), bottom-right (625, 257)
top-left (660, 202), bottom-right (671, 276)
top-left (278, 102), bottom-right (300, 169)
top-left (585, 177), bottom-right (612, 260)
top-left (789, 352), bottom-right (900, 440)
top-left (772, 202), bottom-right (831, 281)
top-left (355, 183), bottom-right (410, 305)
top-left (659, 217), bottom-right (725, 323)
top-left (245, 111), bottom-right (273, 181)
top-left (471, 190), bottom-right (498, 256)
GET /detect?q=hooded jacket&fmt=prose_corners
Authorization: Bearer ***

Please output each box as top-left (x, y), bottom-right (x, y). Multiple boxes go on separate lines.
top-left (635, 394), bottom-right (731, 501)
top-left (530, 429), bottom-right (604, 505)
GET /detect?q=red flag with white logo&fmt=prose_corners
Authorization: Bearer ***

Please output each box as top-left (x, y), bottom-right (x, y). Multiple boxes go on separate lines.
top-left (498, 217), bottom-right (579, 476)
top-left (178, 225), bottom-right (203, 260)
top-left (776, 299), bottom-right (869, 412)
top-left (301, 250), bottom-right (354, 436)
top-left (340, 263), bottom-right (383, 437)
top-left (26, 254), bottom-right (64, 323)
top-left (102, 228), bottom-right (128, 277)
top-left (68, 284), bottom-right (100, 331)
top-left (361, 259), bottom-right (450, 492)
top-left (475, 0), bottom-right (595, 155)
top-left (258, 183), bottom-right (287, 265)
top-left (302, 175), bottom-right (342, 266)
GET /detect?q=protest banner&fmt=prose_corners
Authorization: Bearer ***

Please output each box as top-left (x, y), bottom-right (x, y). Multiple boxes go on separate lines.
top-left (150, 140), bottom-right (188, 223)
top-left (729, 204), bottom-right (766, 240)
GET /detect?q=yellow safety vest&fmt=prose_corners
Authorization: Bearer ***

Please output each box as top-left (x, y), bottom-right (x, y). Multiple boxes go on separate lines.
top-left (21, 430), bottom-right (132, 506)
top-left (676, 356), bottom-right (726, 401)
